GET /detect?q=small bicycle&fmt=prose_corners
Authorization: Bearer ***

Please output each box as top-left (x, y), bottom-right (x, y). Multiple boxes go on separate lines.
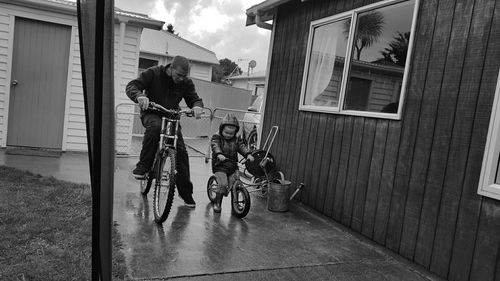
top-left (139, 102), bottom-right (195, 224)
top-left (205, 126), bottom-right (284, 218)
top-left (206, 158), bottom-right (252, 218)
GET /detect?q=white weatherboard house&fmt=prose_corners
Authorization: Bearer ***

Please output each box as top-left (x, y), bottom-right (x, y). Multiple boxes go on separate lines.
top-left (0, 0), bottom-right (163, 153)
top-left (139, 29), bottom-right (219, 82)
top-left (228, 71), bottom-right (267, 96)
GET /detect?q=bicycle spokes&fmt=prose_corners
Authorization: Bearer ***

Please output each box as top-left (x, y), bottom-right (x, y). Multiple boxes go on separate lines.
top-left (234, 191), bottom-right (245, 210)
top-left (153, 148), bottom-right (177, 223)
top-left (156, 160), bottom-right (173, 212)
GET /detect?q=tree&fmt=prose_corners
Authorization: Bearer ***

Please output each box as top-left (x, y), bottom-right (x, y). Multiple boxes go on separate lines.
top-left (220, 58), bottom-right (242, 77)
top-left (211, 64), bottom-right (225, 83)
top-left (343, 11), bottom-right (385, 60)
top-left (380, 31), bottom-right (410, 67)
top-left (212, 58), bottom-right (242, 83)
top-left (165, 23), bottom-right (179, 36)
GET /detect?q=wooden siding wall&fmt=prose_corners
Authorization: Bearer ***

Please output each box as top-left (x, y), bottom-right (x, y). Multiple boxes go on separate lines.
top-left (114, 25), bottom-right (142, 154)
top-left (65, 27), bottom-right (86, 151)
top-left (69, 23), bottom-right (142, 152)
top-left (0, 11), bottom-right (10, 147)
top-left (0, 2), bottom-right (145, 152)
top-left (262, 0), bottom-right (500, 280)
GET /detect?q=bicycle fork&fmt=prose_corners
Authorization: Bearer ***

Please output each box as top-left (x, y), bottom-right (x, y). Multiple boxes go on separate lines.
top-left (160, 117), bottom-right (179, 148)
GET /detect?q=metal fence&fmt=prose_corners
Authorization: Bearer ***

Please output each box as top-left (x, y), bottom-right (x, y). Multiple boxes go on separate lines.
top-left (115, 103), bottom-right (212, 157)
top-left (204, 107), bottom-right (261, 162)
top-left (115, 104), bottom-right (261, 159)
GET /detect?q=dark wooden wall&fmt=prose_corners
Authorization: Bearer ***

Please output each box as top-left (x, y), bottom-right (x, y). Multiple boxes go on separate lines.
top-left (261, 0), bottom-right (500, 280)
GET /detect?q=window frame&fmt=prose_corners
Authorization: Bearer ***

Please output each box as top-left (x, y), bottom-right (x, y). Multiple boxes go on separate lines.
top-left (478, 69), bottom-right (500, 200)
top-left (298, 0), bottom-right (420, 120)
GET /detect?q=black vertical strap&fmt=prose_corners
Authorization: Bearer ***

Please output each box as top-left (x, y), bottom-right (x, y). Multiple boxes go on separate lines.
top-left (76, 0), bottom-right (114, 280)
top-left (94, 0), bottom-right (104, 279)
top-left (76, 1), bottom-right (97, 279)
top-left (98, 0), bottom-right (115, 279)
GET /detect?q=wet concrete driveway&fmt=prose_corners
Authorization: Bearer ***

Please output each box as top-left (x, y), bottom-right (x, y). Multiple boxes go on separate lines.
top-left (0, 151), bottom-right (442, 280)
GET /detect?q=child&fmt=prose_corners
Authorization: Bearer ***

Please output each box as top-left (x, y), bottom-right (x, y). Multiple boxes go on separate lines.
top-left (210, 113), bottom-right (254, 213)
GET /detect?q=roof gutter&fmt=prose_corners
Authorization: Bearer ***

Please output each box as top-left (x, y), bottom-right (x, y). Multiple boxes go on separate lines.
top-left (0, 0), bottom-right (76, 15)
top-left (246, 0), bottom-right (313, 29)
top-left (246, 0), bottom-right (292, 28)
top-left (115, 14), bottom-right (163, 30)
top-left (255, 13), bottom-right (273, 30)
top-left (0, 0), bottom-right (163, 30)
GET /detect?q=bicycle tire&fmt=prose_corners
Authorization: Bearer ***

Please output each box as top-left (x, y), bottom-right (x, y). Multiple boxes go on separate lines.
top-left (254, 177), bottom-right (268, 197)
top-left (247, 130), bottom-right (258, 151)
top-left (207, 176), bottom-right (218, 203)
top-left (153, 148), bottom-right (176, 223)
top-left (231, 182), bottom-right (251, 218)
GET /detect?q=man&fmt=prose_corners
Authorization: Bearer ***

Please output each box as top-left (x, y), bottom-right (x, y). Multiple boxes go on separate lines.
top-left (126, 55), bottom-right (203, 208)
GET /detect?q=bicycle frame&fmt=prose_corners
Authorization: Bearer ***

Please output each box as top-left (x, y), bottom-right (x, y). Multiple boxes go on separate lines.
top-left (140, 102), bottom-right (198, 223)
top-left (229, 159), bottom-right (267, 191)
top-left (207, 165), bottom-right (251, 218)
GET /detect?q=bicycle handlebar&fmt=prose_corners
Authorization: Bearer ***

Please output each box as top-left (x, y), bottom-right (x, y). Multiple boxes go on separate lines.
top-left (148, 102), bottom-right (194, 116)
top-left (218, 157), bottom-right (250, 164)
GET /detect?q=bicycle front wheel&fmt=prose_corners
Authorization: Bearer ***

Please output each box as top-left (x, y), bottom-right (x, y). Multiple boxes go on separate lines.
top-left (207, 176), bottom-right (218, 203)
top-left (231, 182), bottom-right (251, 218)
top-left (153, 148), bottom-right (176, 223)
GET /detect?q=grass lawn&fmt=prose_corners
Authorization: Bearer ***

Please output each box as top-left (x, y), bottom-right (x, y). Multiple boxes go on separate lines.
top-left (0, 166), bottom-right (127, 281)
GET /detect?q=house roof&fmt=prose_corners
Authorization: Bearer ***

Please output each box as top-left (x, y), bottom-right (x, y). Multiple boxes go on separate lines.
top-left (140, 29), bottom-right (219, 65)
top-left (2, 0), bottom-right (164, 30)
top-left (246, 0), bottom-right (295, 26)
top-left (227, 71), bottom-right (267, 80)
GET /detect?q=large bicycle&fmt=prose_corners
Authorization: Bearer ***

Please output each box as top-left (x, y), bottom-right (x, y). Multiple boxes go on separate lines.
top-left (139, 102), bottom-right (195, 224)
top-left (205, 127), bottom-right (284, 218)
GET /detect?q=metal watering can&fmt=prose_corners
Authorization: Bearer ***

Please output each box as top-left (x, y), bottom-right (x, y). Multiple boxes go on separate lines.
top-left (267, 181), bottom-right (305, 212)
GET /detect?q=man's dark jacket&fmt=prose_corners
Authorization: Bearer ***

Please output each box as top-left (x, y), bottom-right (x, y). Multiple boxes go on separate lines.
top-left (126, 64), bottom-right (204, 112)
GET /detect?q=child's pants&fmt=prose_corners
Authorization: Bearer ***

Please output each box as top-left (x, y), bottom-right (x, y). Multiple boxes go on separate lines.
top-left (214, 172), bottom-right (237, 194)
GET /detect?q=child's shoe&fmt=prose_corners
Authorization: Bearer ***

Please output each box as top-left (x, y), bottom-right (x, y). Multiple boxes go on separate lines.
top-left (213, 193), bottom-right (223, 213)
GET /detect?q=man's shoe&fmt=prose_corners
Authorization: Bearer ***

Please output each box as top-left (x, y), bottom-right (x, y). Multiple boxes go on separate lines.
top-left (183, 194), bottom-right (196, 208)
top-left (132, 167), bottom-right (148, 180)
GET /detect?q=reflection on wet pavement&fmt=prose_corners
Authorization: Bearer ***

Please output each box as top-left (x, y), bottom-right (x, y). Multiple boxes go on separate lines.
top-left (114, 186), bottom-right (437, 280)
top-left (0, 151), bottom-right (440, 280)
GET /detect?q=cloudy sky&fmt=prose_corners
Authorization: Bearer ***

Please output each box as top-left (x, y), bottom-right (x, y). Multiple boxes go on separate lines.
top-left (115, 0), bottom-right (271, 72)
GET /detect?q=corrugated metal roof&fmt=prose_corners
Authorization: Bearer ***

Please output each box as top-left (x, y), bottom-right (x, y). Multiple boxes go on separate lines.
top-left (44, 0), bottom-right (76, 6)
top-left (140, 29), bottom-right (219, 65)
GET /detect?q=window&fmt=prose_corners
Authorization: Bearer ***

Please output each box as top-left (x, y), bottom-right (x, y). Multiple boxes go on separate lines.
top-left (254, 84), bottom-right (265, 96)
top-left (478, 70), bottom-right (500, 200)
top-left (299, 0), bottom-right (419, 119)
top-left (138, 57), bottom-right (158, 73)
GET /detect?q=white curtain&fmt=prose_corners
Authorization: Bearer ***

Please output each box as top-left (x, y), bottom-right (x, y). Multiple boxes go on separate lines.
top-left (304, 24), bottom-right (340, 106)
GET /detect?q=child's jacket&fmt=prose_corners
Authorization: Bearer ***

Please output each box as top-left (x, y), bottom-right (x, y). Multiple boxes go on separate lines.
top-left (211, 114), bottom-right (251, 174)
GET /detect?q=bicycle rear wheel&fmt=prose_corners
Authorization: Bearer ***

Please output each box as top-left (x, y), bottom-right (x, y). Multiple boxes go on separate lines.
top-left (231, 182), bottom-right (251, 218)
top-left (140, 169), bottom-right (154, 195)
top-left (153, 148), bottom-right (176, 223)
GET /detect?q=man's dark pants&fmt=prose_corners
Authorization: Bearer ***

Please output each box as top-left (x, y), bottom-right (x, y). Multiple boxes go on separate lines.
top-left (138, 112), bottom-right (193, 198)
